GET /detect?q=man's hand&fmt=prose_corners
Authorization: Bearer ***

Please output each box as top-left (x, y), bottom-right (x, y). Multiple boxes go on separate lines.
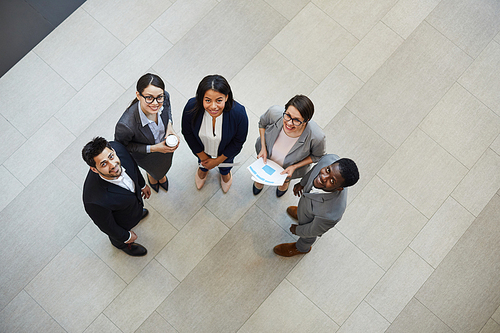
top-left (293, 183), bottom-right (304, 197)
top-left (141, 185), bottom-right (151, 199)
top-left (125, 230), bottom-right (137, 243)
top-left (289, 224), bottom-right (297, 235)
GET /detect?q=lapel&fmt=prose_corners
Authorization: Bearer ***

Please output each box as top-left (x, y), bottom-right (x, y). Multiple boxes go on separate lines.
top-left (283, 123), bottom-right (310, 166)
top-left (134, 103), bottom-right (156, 143)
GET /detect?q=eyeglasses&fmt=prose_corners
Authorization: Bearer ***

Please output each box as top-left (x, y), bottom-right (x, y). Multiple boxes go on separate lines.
top-left (139, 92), bottom-right (165, 104)
top-left (283, 112), bottom-right (305, 126)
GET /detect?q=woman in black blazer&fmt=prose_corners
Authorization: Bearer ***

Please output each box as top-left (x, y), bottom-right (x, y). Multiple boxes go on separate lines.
top-left (181, 75), bottom-right (248, 193)
top-left (115, 73), bottom-right (179, 192)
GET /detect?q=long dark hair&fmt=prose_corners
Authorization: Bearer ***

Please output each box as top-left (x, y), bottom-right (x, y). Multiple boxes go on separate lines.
top-left (129, 73), bottom-right (166, 108)
top-left (190, 74), bottom-right (234, 124)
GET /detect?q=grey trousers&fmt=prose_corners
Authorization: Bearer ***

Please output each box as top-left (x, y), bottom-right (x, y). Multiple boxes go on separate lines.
top-left (296, 236), bottom-right (316, 252)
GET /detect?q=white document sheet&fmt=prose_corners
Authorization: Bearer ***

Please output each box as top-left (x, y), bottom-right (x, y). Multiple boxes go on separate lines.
top-left (247, 158), bottom-right (287, 186)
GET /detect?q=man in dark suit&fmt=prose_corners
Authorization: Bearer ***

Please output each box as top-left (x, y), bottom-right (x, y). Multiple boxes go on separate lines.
top-left (274, 154), bottom-right (359, 257)
top-left (82, 137), bottom-right (151, 256)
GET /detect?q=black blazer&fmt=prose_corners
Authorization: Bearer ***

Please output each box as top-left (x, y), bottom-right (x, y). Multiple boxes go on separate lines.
top-left (82, 141), bottom-right (145, 243)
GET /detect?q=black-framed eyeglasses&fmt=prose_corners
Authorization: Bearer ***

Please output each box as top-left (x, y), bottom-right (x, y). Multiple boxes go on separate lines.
top-left (139, 92), bottom-right (165, 104)
top-left (283, 112), bottom-right (305, 126)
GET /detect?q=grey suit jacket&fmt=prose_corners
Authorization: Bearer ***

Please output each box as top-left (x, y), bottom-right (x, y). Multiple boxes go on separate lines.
top-left (295, 154), bottom-right (348, 238)
top-left (255, 105), bottom-right (326, 179)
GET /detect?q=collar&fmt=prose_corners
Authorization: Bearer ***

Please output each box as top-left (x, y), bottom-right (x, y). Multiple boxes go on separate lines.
top-left (138, 102), bottom-right (163, 127)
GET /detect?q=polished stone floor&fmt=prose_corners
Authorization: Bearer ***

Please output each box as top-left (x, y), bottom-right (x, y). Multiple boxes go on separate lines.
top-left (1, 0), bottom-right (500, 332)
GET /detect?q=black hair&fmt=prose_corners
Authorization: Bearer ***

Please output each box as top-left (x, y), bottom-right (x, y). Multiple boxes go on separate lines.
top-left (285, 95), bottom-right (314, 123)
top-left (190, 74), bottom-right (234, 124)
top-left (82, 136), bottom-right (112, 167)
top-left (129, 73), bottom-right (166, 108)
top-left (336, 158), bottom-right (359, 188)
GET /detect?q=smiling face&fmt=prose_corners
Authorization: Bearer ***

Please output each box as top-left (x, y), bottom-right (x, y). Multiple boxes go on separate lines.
top-left (312, 163), bottom-right (345, 192)
top-left (203, 89), bottom-right (228, 118)
top-left (283, 105), bottom-right (307, 137)
top-left (136, 84), bottom-right (164, 116)
top-left (90, 147), bottom-right (122, 180)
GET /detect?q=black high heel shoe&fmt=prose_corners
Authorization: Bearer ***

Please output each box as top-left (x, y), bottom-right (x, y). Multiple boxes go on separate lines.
top-left (148, 178), bottom-right (160, 192)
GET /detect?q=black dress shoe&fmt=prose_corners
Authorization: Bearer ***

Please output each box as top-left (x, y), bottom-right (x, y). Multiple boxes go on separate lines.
top-left (159, 177), bottom-right (169, 191)
top-left (122, 243), bottom-right (147, 256)
top-left (253, 183), bottom-right (263, 195)
top-left (276, 186), bottom-right (288, 197)
top-left (148, 178), bottom-right (159, 192)
top-left (141, 208), bottom-right (149, 220)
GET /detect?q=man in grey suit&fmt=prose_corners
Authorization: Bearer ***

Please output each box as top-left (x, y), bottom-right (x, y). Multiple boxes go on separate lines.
top-left (274, 154), bottom-right (359, 257)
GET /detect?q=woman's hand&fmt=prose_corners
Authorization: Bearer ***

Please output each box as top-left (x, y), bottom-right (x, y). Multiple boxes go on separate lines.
top-left (257, 146), bottom-right (268, 164)
top-left (150, 141), bottom-right (178, 153)
top-left (281, 165), bottom-right (297, 178)
top-left (200, 157), bottom-right (220, 170)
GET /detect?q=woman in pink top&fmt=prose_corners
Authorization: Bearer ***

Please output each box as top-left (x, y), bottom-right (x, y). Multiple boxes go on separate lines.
top-left (254, 95), bottom-right (326, 197)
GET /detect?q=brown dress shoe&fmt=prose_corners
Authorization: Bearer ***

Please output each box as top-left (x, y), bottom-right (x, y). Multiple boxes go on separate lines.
top-left (273, 242), bottom-right (310, 257)
top-left (287, 206), bottom-right (298, 220)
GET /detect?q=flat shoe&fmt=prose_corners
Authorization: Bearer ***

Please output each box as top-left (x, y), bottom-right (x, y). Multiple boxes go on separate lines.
top-left (253, 183), bottom-right (263, 195)
top-left (141, 208), bottom-right (149, 220)
top-left (221, 172), bottom-right (232, 193)
top-left (195, 169), bottom-right (207, 190)
top-left (148, 178), bottom-right (159, 192)
top-left (273, 242), bottom-right (310, 257)
top-left (159, 177), bottom-right (169, 191)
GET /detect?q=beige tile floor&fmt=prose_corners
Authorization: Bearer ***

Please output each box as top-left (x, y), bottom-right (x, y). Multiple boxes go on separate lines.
top-left (1, 0), bottom-right (500, 332)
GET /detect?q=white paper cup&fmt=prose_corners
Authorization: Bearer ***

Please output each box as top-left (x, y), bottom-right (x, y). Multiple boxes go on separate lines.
top-left (165, 135), bottom-right (178, 147)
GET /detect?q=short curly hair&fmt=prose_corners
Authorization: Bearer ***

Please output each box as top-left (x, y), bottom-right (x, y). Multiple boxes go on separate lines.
top-left (82, 136), bottom-right (112, 167)
top-left (336, 158), bottom-right (359, 188)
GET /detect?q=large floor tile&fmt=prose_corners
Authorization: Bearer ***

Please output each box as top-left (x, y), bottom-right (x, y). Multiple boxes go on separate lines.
top-left (263, 0), bottom-right (309, 20)
top-left (480, 319), bottom-right (500, 333)
top-left (0, 290), bottom-right (65, 333)
top-left (135, 311), bottom-right (178, 333)
top-left (33, 8), bottom-right (124, 90)
top-left (322, 108), bottom-right (395, 202)
top-left (54, 71), bottom-right (124, 137)
top-left (0, 52), bottom-right (76, 138)
top-left (366, 248), bottom-right (434, 322)
top-left (0, 165), bottom-right (24, 212)
top-left (337, 301), bottom-right (390, 333)
top-left (205, 156), bottom-right (259, 228)
top-left (230, 45), bottom-right (317, 118)
top-left (152, 0), bottom-right (218, 44)
top-left (53, 86), bottom-right (135, 189)
top-left (0, 165), bottom-right (88, 310)
top-left (459, 41), bottom-right (500, 117)
top-left (493, 305), bottom-right (500, 324)
top-left (155, 207), bottom-right (228, 281)
top-left (426, 0), bottom-right (500, 58)
top-left (410, 197), bottom-right (475, 269)
top-left (313, 0), bottom-right (398, 39)
top-left (157, 206), bottom-right (298, 333)
top-left (491, 134), bottom-right (500, 156)
top-left (341, 22), bottom-right (403, 82)
top-left (270, 3), bottom-right (358, 83)
top-left (153, 0), bottom-right (288, 97)
top-left (82, 0), bottom-right (173, 45)
top-left (337, 176), bottom-right (427, 270)
top-left (83, 314), bottom-right (121, 333)
top-left (78, 204), bottom-right (177, 283)
top-left (416, 194), bottom-right (500, 333)
top-left (377, 129), bottom-right (468, 218)
top-left (4, 117), bottom-right (75, 186)
top-left (420, 83), bottom-right (500, 169)
top-left (385, 298), bottom-right (454, 333)
top-left (25, 237), bottom-right (126, 333)
top-left (287, 229), bottom-right (385, 325)
top-left (346, 22), bottom-right (472, 148)
top-left (0, 114), bottom-right (25, 165)
top-left (451, 148), bottom-right (500, 216)
top-left (309, 65), bottom-right (364, 129)
top-left (238, 279), bottom-right (339, 333)
top-left (382, 0), bottom-right (441, 39)
top-left (104, 27), bottom-right (173, 89)
top-left (104, 260), bottom-right (179, 333)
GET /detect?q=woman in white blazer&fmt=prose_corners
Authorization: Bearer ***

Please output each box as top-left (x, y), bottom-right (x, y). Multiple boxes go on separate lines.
top-left (254, 95), bottom-right (326, 197)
